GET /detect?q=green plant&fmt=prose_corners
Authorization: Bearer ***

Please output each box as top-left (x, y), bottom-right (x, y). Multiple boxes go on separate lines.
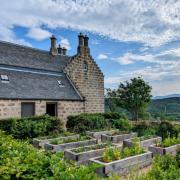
top-left (66, 113), bottom-right (108, 133)
top-left (158, 136), bottom-right (180, 148)
top-left (157, 121), bottom-right (178, 140)
top-left (50, 136), bottom-right (90, 145)
top-left (101, 143), bottom-right (144, 163)
top-left (0, 130), bottom-right (102, 180)
top-left (138, 154), bottom-right (180, 180)
top-left (0, 115), bottom-right (63, 139)
top-left (72, 143), bottom-right (111, 153)
top-left (111, 119), bottom-right (132, 131)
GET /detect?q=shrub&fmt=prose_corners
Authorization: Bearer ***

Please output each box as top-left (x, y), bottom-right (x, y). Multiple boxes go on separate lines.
top-left (111, 119), bottom-right (132, 131)
top-left (103, 112), bottom-right (127, 120)
top-left (138, 154), bottom-right (180, 180)
top-left (157, 121), bottom-right (178, 140)
top-left (159, 135), bottom-right (180, 148)
top-left (132, 122), bottom-right (157, 137)
top-left (0, 115), bottom-right (63, 139)
top-left (0, 131), bottom-right (102, 180)
top-left (66, 113), bottom-right (108, 133)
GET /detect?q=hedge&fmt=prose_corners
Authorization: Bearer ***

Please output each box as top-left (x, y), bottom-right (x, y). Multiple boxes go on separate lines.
top-left (0, 115), bottom-right (63, 139)
top-left (66, 112), bottom-right (129, 133)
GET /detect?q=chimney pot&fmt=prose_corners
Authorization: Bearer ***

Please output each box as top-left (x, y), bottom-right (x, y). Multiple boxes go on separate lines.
top-left (62, 47), bottom-right (67, 56)
top-left (78, 32), bottom-right (84, 46)
top-left (84, 35), bottom-right (89, 47)
top-left (57, 44), bottom-right (63, 55)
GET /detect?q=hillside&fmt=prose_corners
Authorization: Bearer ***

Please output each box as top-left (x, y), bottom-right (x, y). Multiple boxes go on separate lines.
top-left (105, 97), bottom-right (180, 120)
top-left (148, 97), bottom-right (180, 120)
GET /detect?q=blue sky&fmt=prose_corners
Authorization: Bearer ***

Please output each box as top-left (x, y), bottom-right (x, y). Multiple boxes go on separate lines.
top-left (0, 0), bottom-right (180, 96)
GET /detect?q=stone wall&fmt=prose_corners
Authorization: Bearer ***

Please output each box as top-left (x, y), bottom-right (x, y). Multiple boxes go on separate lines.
top-left (0, 100), bottom-right (84, 120)
top-left (64, 44), bottom-right (104, 113)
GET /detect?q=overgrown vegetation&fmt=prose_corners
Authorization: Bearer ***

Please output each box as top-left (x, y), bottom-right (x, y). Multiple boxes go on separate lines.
top-left (157, 136), bottom-right (180, 148)
top-left (0, 130), bottom-right (102, 180)
top-left (139, 153), bottom-right (180, 180)
top-left (102, 143), bottom-right (144, 163)
top-left (66, 112), bottom-right (128, 133)
top-left (0, 115), bottom-right (63, 139)
top-left (50, 136), bottom-right (90, 145)
top-left (72, 143), bottom-right (112, 153)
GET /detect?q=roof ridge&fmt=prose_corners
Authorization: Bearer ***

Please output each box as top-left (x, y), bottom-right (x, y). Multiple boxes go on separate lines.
top-left (0, 40), bottom-right (50, 54)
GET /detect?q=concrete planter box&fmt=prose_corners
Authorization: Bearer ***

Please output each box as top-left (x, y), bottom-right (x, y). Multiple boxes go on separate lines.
top-left (90, 151), bottom-right (152, 177)
top-left (33, 134), bottom-right (79, 148)
top-left (86, 129), bottom-right (117, 140)
top-left (64, 144), bottom-right (119, 164)
top-left (44, 138), bottom-right (97, 152)
top-left (101, 132), bottom-right (137, 143)
top-left (123, 136), bottom-right (162, 149)
top-left (148, 144), bottom-right (180, 156)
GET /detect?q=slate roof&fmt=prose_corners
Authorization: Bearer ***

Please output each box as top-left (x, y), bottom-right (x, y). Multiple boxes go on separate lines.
top-left (0, 41), bottom-right (83, 100)
top-left (0, 41), bottom-right (70, 72)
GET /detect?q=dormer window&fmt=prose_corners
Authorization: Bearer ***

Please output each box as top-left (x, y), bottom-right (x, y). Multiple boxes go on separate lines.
top-left (57, 80), bottom-right (64, 87)
top-left (1, 75), bottom-right (9, 83)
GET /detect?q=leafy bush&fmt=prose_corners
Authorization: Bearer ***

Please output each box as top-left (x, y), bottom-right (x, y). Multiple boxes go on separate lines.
top-left (132, 122), bottom-right (157, 137)
top-left (66, 113), bottom-right (108, 133)
top-left (0, 115), bottom-right (63, 139)
top-left (0, 131), bottom-right (102, 180)
top-left (103, 112), bottom-right (127, 120)
top-left (139, 154), bottom-right (180, 180)
top-left (157, 121), bottom-right (178, 140)
top-left (66, 113), bottom-right (129, 133)
top-left (111, 119), bottom-right (132, 131)
top-left (102, 143), bottom-right (144, 163)
top-left (158, 135), bottom-right (180, 148)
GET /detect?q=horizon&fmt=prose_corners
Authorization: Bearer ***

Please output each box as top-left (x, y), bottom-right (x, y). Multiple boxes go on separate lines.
top-left (0, 0), bottom-right (179, 96)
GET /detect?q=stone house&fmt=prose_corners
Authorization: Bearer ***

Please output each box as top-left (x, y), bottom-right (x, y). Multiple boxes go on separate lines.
top-left (0, 33), bottom-right (104, 121)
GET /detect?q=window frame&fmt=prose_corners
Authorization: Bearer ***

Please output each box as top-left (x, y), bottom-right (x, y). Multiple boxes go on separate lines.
top-left (21, 102), bottom-right (35, 117)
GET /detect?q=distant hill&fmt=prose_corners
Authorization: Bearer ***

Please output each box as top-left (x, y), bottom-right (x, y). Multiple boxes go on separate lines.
top-left (148, 97), bottom-right (180, 120)
top-left (153, 94), bottom-right (180, 100)
top-left (105, 97), bottom-right (180, 120)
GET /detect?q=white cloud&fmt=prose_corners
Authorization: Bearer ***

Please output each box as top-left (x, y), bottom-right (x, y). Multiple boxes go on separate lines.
top-left (0, 0), bottom-right (179, 46)
top-left (0, 24), bottom-right (31, 46)
top-left (27, 28), bottom-right (51, 41)
top-left (97, 53), bottom-right (108, 60)
top-left (59, 37), bottom-right (71, 50)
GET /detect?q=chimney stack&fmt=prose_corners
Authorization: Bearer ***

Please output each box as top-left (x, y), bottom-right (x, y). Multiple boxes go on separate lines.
top-left (77, 32), bottom-right (84, 54)
top-left (50, 35), bottom-right (57, 55)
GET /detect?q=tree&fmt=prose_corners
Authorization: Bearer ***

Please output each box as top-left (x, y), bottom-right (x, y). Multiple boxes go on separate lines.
top-left (107, 77), bottom-right (152, 121)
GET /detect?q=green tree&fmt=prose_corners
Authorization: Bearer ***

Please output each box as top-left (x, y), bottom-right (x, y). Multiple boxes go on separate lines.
top-left (107, 77), bottom-right (152, 121)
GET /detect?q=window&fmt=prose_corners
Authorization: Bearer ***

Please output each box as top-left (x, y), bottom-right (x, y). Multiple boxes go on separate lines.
top-left (83, 61), bottom-right (88, 72)
top-left (1, 75), bottom-right (9, 83)
top-left (21, 103), bottom-right (35, 117)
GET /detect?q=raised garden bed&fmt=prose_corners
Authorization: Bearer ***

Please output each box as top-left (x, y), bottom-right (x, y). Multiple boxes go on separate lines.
top-left (44, 136), bottom-right (97, 152)
top-left (148, 137), bottom-right (180, 156)
top-left (64, 143), bottom-right (118, 164)
top-left (86, 129), bottom-right (117, 140)
top-left (101, 132), bottom-right (137, 143)
top-left (123, 136), bottom-right (162, 149)
top-left (33, 133), bottom-right (79, 148)
top-left (90, 151), bottom-right (152, 177)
